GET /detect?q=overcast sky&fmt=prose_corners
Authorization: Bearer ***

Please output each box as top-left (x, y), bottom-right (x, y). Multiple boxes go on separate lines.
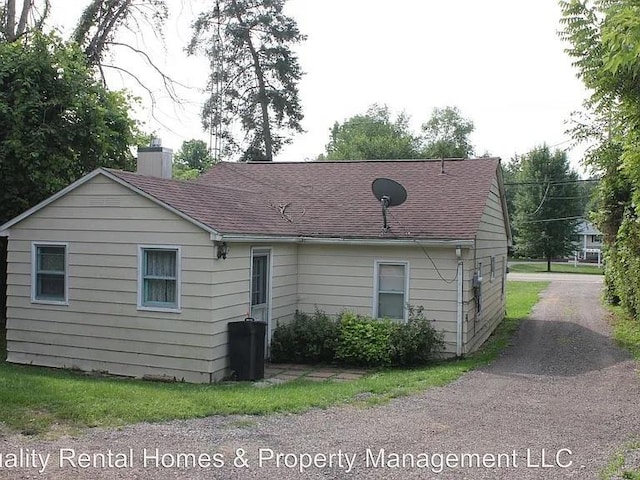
top-left (52, 1), bottom-right (589, 171)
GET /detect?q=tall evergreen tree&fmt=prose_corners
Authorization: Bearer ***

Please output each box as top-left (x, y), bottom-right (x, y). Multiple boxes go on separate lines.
top-left (189, 0), bottom-right (306, 161)
top-left (514, 145), bottom-right (581, 272)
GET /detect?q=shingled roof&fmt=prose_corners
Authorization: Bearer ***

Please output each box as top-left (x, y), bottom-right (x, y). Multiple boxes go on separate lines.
top-left (107, 158), bottom-right (505, 241)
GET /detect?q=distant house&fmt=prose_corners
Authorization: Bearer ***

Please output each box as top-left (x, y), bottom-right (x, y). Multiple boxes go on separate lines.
top-left (0, 149), bottom-right (511, 383)
top-left (575, 221), bottom-right (603, 264)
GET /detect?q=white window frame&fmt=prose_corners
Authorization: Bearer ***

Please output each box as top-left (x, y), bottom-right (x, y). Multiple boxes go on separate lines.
top-left (501, 256), bottom-right (507, 300)
top-left (490, 256), bottom-right (496, 281)
top-left (137, 245), bottom-right (181, 313)
top-left (31, 242), bottom-right (69, 305)
top-left (475, 262), bottom-right (483, 314)
top-left (373, 260), bottom-right (410, 322)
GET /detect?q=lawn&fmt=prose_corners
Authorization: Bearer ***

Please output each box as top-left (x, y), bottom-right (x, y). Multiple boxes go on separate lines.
top-left (599, 306), bottom-right (640, 480)
top-left (509, 261), bottom-right (603, 275)
top-left (0, 281), bottom-right (548, 436)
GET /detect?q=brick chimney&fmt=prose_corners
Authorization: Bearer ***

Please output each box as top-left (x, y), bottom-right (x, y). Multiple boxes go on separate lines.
top-left (137, 138), bottom-right (173, 179)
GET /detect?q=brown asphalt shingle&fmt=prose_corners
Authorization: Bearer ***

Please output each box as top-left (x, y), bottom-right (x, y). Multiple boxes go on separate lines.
top-left (109, 158), bottom-right (502, 240)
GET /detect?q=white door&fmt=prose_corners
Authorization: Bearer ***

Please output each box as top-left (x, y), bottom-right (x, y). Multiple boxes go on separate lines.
top-left (250, 250), bottom-right (271, 354)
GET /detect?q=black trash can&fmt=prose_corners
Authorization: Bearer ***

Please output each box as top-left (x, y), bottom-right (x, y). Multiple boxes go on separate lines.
top-left (228, 318), bottom-right (266, 381)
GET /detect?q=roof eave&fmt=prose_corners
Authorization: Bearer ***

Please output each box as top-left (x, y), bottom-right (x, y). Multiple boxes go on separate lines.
top-left (214, 233), bottom-right (474, 248)
top-left (496, 161), bottom-right (514, 247)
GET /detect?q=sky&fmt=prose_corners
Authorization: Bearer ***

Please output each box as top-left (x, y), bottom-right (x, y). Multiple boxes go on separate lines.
top-left (51, 1), bottom-right (590, 171)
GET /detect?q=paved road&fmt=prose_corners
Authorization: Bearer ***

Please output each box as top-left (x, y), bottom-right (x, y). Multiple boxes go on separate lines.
top-left (3, 274), bottom-right (639, 479)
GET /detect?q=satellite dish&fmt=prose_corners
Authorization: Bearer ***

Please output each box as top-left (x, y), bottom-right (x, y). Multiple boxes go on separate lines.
top-left (372, 178), bottom-right (407, 207)
top-left (371, 178), bottom-right (408, 232)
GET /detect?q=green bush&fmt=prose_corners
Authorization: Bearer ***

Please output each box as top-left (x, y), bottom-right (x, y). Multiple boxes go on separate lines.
top-left (335, 312), bottom-right (394, 367)
top-left (607, 216), bottom-right (640, 316)
top-left (390, 305), bottom-right (445, 366)
top-left (270, 309), bottom-right (340, 363)
top-left (269, 307), bottom-right (444, 368)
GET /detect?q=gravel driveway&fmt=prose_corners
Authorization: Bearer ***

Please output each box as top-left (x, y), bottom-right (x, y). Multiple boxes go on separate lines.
top-left (2, 274), bottom-right (639, 479)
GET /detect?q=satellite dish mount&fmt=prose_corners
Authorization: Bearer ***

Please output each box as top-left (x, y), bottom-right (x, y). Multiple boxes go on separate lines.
top-left (372, 178), bottom-right (408, 233)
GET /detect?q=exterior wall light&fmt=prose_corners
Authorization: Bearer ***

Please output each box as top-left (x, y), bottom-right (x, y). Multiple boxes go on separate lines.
top-left (216, 242), bottom-right (228, 260)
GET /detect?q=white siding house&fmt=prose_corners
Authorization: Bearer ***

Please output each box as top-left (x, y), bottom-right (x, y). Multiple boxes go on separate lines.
top-left (575, 221), bottom-right (603, 264)
top-left (0, 154), bottom-right (511, 382)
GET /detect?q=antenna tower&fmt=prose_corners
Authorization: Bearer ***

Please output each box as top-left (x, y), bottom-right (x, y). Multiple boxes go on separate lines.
top-left (209, 0), bottom-right (224, 161)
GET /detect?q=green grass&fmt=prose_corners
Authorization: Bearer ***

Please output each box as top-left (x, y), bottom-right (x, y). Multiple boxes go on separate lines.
top-left (509, 262), bottom-right (603, 275)
top-left (609, 305), bottom-right (640, 361)
top-left (600, 440), bottom-right (640, 480)
top-left (600, 307), bottom-right (640, 479)
top-left (0, 281), bottom-right (548, 436)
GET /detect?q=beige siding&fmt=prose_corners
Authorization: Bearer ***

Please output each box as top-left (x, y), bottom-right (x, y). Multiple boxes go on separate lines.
top-left (5, 175), bottom-right (249, 383)
top-left (465, 176), bottom-right (509, 353)
top-left (5, 169), bottom-right (509, 380)
top-left (297, 244), bottom-right (461, 352)
top-left (269, 243), bottom-right (298, 336)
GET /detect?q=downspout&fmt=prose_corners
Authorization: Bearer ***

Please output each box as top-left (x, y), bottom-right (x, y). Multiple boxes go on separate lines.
top-left (456, 246), bottom-right (464, 357)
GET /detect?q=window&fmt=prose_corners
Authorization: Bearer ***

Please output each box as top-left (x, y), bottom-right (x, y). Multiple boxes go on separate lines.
top-left (138, 246), bottom-right (180, 311)
top-left (490, 256), bottom-right (496, 281)
top-left (32, 243), bottom-right (68, 303)
top-left (375, 262), bottom-right (408, 320)
top-left (475, 263), bottom-right (483, 314)
top-left (251, 254), bottom-right (268, 306)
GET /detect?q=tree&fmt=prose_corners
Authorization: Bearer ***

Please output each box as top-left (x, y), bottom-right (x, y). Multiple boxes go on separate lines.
top-left (322, 104), bottom-right (419, 161)
top-left (189, 0), bottom-right (306, 161)
top-left (172, 139), bottom-right (215, 179)
top-left (1, 0), bottom-right (49, 42)
top-left (502, 156), bottom-right (522, 242)
top-left (513, 145), bottom-right (581, 272)
top-left (559, 0), bottom-right (639, 307)
top-left (1, 0), bottom-right (178, 119)
top-left (0, 32), bottom-right (141, 224)
top-left (73, 0), bottom-right (167, 67)
top-left (420, 106), bottom-right (474, 158)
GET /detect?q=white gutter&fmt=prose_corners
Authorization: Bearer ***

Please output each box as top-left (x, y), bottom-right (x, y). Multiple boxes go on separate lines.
top-left (212, 233), bottom-right (475, 248)
top-left (456, 246), bottom-right (464, 357)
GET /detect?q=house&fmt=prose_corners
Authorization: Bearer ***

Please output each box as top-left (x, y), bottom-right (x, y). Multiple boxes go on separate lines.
top-left (575, 221), bottom-right (603, 265)
top-left (0, 148), bottom-right (511, 383)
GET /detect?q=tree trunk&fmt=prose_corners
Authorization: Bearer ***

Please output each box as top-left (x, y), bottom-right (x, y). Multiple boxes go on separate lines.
top-left (4, 1), bottom-right (49, 42)
top-left (547, 255), bottom-right (551, 272)
top-left (5, 0), bottom-right (16, 41)
top-left (248, 44), bottom-right (273, 161)
top-left (232, 0), bottom-right (273, 161)
top-left (16, 0), bottom-right (31, 37)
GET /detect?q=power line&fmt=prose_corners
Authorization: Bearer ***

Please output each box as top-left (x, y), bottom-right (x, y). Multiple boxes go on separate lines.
top-left (518, 215), bottom-right (584, 224)
top-left (546, 195), bottom-right (592, 200)
top-left (505, 179), bottom-right (600, 186)
top-left (528, 182), bottom-right (551, 217)
top-left (387, 210), bottom-right (458, 284)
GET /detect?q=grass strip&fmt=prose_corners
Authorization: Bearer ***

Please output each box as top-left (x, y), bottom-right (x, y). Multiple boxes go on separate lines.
top-left (509, 262), bottom-right (603, 275)
top-left (599, 306), bottom-right (640, 479)
top-left (0, 281), bottom-right (548, 435)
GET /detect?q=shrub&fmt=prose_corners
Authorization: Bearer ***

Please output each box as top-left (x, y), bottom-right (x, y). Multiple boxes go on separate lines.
top-left (607, 217), bottom-right (640, 316)
top-left (389, 305), bottom-right (445, 366)
top-left (269, 309), bottom-right (340, 363)
top-left (269, 306), bottom-right (444, 368)
top-left (335, 312), bottom-right (394, 367)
